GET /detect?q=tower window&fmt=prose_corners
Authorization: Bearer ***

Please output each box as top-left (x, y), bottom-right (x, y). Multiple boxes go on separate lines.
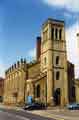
top-left (51, 28), bottom-right (54, 39)
top-left (43, 30), bottom-right (48, 41)
top-left (59, 29), bottom-right (62, 40)
top-left (44, 57), bottom-right (47, 65)
top-left (36, 85), bottom-right (40, 98)
top-left (55, 28), bottom-right (58, 40)
top-left (56, 71), bottom-right (60, 80)
top-left (56, 56), bottom-right (59, 65)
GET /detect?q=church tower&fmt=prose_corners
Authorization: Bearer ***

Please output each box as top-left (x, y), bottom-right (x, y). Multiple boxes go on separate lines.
top-left (41, 18), bottom-right (68, 106)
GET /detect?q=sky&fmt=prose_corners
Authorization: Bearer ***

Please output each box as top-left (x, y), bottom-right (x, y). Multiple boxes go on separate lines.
top-left (0, 0), bottom-right (79, 78)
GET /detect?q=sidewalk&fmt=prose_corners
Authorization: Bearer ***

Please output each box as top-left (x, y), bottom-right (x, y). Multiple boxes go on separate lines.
top-left (0, 104), bottom-right (67, 119)
top-left (0, 104), bottom-right (66, 119)
top-left (27, 108), bottom-right (67, 120)
top-left (0, 103), bottom-right (22, 111)
top-left (0, 104), bottom-right (79, 120)
top-left (27, 108), bottom-right (79, 120)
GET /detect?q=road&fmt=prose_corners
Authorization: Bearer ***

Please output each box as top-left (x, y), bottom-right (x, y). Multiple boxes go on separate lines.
top-left (31, 109), bottom-right (79, 120)
top-left (1, 106), bottom-right (79, 120)
top-left (0, 108), bottom-right (55, 120)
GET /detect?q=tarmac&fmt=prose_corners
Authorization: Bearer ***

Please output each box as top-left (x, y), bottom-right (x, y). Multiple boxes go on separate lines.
top-left (0, 104), bottom-right (79, 120)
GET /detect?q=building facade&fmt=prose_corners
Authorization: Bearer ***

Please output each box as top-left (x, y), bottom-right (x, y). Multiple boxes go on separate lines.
top-left (75, 33), bottom-right (79, 103)
top-left (0, 77), bottom-right (4, 102)
top-left (75, 79), bottom-right (79, 103)
top-left (4, 59), bottom-right (27, 105)
top-left (4, 18), bottom-right (70, 107)
top-left (67, 61), bottom-right (75, 102)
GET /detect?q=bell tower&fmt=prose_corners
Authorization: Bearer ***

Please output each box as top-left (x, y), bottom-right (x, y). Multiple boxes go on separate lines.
top-left (41, 18), bottom-right (68, 106)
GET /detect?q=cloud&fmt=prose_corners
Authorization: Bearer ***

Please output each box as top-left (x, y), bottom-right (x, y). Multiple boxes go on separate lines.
top-left (42, 0), bottom-right (79, 12)
top-left (66, 21), bottom-right (79, 78)
top-left (27, 48), bottom-right (36, 61)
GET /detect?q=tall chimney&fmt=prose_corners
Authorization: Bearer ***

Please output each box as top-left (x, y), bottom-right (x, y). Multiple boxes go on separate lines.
top-left (76, 33), bottom-right (79, 78)
top-left (36, 36), bottom-right (41, 61)
top-left (77, 33), bottom-right (79, 44)
top-left (77, 33), bottom-right (79, 53)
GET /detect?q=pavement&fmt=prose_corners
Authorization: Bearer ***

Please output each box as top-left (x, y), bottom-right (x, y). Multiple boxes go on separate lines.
top-left (0, 104), bottom-right (79, 120)
top-left (28, 108), bottom-right (79, 120)
top-left (0, 111), bottom-right (29, 120)
top-left (0, 104), bottom-right (54, 120)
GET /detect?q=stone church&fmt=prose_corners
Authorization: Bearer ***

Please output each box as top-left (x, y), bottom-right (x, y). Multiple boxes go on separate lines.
top-left (4, 18), bottom-right (75, 107)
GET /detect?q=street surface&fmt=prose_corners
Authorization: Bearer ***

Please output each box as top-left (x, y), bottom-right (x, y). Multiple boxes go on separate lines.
top-left (0, 108), bottom-right (54, 120)
top-left (31, 109), bottom-right (79, 120)
top-left (0, 111), bottom-right (29, 120)
top-left (0, 105), bottom-right (79, 120)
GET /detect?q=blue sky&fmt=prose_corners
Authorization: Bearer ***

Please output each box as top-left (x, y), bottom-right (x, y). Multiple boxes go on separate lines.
top-left (0, 0), bottom-right (79, 77)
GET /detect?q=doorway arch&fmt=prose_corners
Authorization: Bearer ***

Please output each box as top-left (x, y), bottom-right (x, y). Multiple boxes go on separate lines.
top-left (54, 88), bottom-right (60, 105)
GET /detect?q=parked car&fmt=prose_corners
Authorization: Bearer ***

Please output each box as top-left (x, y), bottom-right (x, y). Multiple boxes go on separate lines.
top-left (66, 103), bottom-right (79, 110)
top-left (23, 102), bottom-right (46, 110)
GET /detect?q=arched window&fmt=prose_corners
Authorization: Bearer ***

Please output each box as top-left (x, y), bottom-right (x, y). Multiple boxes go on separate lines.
top-left (55, 28), bottom-right (58, 40)
top-left (56, 56), bottom-right (59, 65)
top-left (54, 88), bottom-right (60, 105)
top-left (36, 85), bottom-right (40, 98)
top-left (51, 28), bottom-right (54, 39)
top-left (56, 71), bottom-right (60, 80)
top-left (44, 57), bottom-right (47, 65)
top-left (59, 29), bottom-right (62, 40)
top-left (43, 30), bottom-right (48, 41)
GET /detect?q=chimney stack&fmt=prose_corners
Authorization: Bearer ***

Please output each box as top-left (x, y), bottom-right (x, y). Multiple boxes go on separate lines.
top-left (77, 33), bottom-right (79, 50)
top-left (36, 36), bottom-right (41, 61)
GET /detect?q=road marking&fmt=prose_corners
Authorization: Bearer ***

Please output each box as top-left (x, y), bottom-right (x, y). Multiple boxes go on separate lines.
top-left (0, 111), bottom-right (30, 120)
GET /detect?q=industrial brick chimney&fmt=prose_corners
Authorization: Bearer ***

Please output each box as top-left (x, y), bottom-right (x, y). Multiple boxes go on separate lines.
top-left (36, 36), bottom-right (41, 61)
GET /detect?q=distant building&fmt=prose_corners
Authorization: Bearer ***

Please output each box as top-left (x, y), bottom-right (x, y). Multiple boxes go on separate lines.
top-left (4, 18), bottom-right (69, 107)
top-left (67, 61), bottom-right (75, 103)
top-left (0, 77), bottom-right (5, 102)
top-left (75, 79), bottom-right (79, 103)
top-left (74, 33), bottom-right (79, 103)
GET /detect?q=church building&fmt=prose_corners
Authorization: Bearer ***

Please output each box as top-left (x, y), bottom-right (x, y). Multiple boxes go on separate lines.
top-left (4, 18), bottom-right (75, 107)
